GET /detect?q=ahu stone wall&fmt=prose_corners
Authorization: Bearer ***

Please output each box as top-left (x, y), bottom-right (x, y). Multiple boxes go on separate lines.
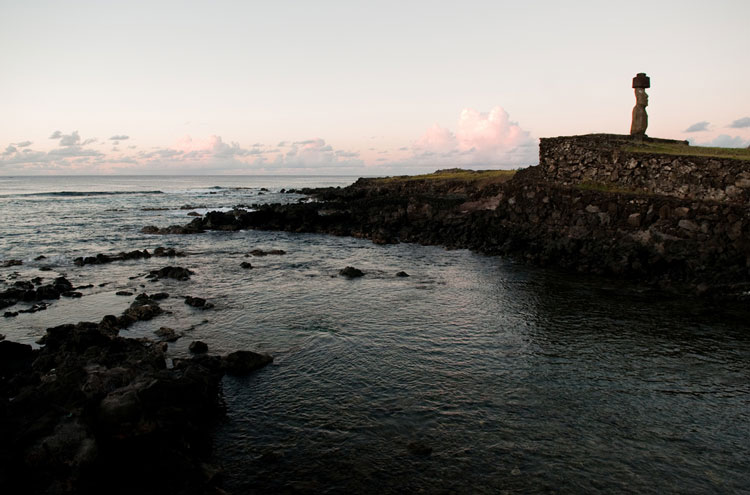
top-left (539, 134), bottom-right (750, 203)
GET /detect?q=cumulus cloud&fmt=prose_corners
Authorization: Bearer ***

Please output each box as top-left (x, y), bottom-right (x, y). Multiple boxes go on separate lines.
top-left (729, 117), bottom-right (750, 129)
top-left (109, 135), bottom-right (129, 140)
top-left (684, 121), bottom-right (710, 133)
top-left (15, 141), bottom-right (32, 148)
top-left (409, 106), bottom-right (536, 169)
top-left (49, 131), bottom-right (62, 139)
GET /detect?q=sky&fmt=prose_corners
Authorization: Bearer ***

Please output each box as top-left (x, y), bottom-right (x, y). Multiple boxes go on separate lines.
top-left (1, 0), bottom-right (749, 175)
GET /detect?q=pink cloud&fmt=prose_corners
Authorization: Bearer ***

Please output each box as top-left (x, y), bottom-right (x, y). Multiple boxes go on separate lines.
top-left (415, 123), bottom-right (456, 152)
top-left (413, 106), bottom-right (536, 168)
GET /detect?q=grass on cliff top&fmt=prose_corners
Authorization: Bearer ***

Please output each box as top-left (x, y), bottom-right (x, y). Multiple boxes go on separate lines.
top-left (624, 141), bottom-right (750, 161)
top-left (376, 168), bottom-right (516, 183)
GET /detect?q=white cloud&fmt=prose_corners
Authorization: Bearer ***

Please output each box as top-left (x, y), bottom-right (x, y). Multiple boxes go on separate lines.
top-left (109, 135), bottom-right (130, 140)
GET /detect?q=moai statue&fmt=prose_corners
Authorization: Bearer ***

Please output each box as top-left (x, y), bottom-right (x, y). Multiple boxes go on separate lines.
top-left (630, 72), bottom-right (650, 136)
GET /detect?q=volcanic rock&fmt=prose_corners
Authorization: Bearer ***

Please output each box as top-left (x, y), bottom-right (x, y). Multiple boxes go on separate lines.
top-left (222, 350), bottom-right (273, 376)
top-left (146, 266), bottom-right (194, 281)
top-left (189, 340), bottom-right (209, 354)
top-left (339, 266), bottom-right (364, 278)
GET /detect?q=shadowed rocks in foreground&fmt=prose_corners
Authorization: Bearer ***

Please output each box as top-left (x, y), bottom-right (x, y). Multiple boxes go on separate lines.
top-left (0, 292), bottom-right (272, 494)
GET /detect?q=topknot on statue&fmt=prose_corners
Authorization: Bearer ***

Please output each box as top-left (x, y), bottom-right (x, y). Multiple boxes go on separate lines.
top-left (632, 73), bottom-right (650, 89)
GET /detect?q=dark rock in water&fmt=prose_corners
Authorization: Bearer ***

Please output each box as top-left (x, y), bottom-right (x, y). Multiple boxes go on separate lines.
top-left (202, 211), bottom-right (241, 231)
top-left (31, 277), bottom-right (43, 285)
top-left (147, 266), bottom-right (194, 281)
top-left (153, 246), bottom-right (184, 257)
top-left (3, 311), bottom-right (18, 318)
top-left (54, 276), bottom-right (73, 290)
top-left (18, 303), bottom-right (48, 314)
top-left (14, 280), bottom-right (34, 291)
top-left (116, 291), bottom-right (133, 296)
top-left (407, 441), bottom-right (433, 456)
top-left (155, 326), bottom-right (181, 342)
top-left (249, 248), bottom-right (287, 256)
top-left (222, 350), bottom-right (273, 375)
top-left (74, 253), bottom-right (115, 266)
top-left (260, 187), bottom-right (269, 192)
top-left (185, 296), bottom-right (214, 309)
top-left (76, 283), bottom-right (94, 289)
top-left (150, 292), bottom-right (170, 300)
top-left (0, 276), bottom-right (74, 311)
top-left (189, 340), bottom-right (209, 354)
top-left (187, 211), bottom-right (201, 216)
top-left (39, 266), bottom-right (52, 271)
top-left (1, 259), bottom-right (23, 267)
top-left (141, 223), bottom-right (204, 235)
top-left (35, 285), bottom-right (59, 300)
top-left (240, 261), bottom-right (253, 269)
top-left (34, 255), bottom-right (46, 261)
top-left (74, 247), bottom-right (184, 266)
top-left (339, 266), bottom-right (364, 278)
top-left (117, 295), bottom-right (163, 326)
top-left (61, 291), bottom-right (82, 298)
top-left (396, 271), bottom-right (410, 277)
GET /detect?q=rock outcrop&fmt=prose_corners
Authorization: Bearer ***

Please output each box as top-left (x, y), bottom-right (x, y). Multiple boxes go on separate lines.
top-left (0, 290), bottom-right (272, 494)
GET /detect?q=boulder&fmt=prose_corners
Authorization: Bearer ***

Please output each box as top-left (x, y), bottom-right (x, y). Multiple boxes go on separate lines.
top-left (339, 266), bottom-right (364, 278)
top-left (222, 350), bottom-right (273, 375)
top-left (184, 296), bottom-right (214, 310)
top-left (154, 327), bottom-right (181, 342)
top-left (146, 266), bottom-right (194, 281)
top-left (189, 341), bottom-right (208, 354)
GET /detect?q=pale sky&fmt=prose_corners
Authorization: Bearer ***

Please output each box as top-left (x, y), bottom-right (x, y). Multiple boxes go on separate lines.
top-left (1, 0), bottom-right (748, 175)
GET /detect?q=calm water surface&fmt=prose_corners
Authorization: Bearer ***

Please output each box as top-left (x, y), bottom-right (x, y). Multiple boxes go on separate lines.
top-left (1, 176), bottom-right (748, 494)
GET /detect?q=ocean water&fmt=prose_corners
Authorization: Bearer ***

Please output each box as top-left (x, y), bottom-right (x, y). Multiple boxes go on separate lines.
top-left (1, 176), bottom-right (749, 494)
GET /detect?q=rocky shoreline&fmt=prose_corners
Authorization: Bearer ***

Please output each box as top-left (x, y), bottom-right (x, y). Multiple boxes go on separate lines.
top-left (0, 282), bottom-right (272, 494)
top-left (141, 156), bottom-right (750, 299)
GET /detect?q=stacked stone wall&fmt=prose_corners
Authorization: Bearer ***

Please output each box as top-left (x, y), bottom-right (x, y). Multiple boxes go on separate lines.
top-left (539, 134), bottom-right (750, 203)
